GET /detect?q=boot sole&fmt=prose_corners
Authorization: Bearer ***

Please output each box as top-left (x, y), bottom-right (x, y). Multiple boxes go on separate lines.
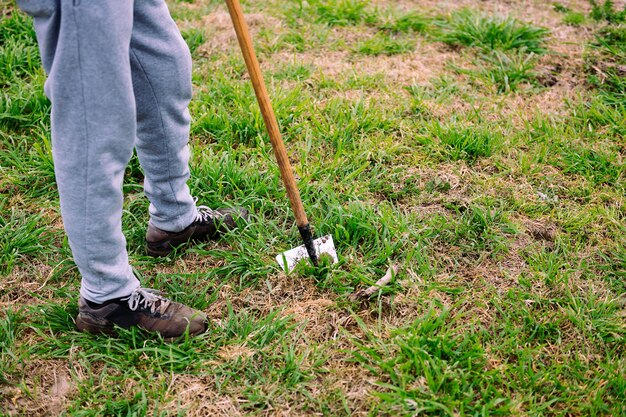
top-left (146, 209), bottom-right (249, 258)
top-left (146, 240), bottom-right (179, 257)
top-left (146, 236), bottom-right (209, 258)
top-left (76, 313), bottom-right (206, 342)
top-left (76, 313), bottom-right (116, 335)
top-left (146, 232), bottom-right (223, 258)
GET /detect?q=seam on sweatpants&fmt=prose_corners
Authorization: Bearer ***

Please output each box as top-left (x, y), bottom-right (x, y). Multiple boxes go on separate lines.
top-left (129, 46), bottom-right (183, 226)
top-left (71, 4), bottom-right (95, 285)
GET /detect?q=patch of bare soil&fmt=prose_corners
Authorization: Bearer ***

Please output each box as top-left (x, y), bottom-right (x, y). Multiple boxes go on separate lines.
top-left (0, 360), bottom-right (75, 417)
top-left (194, 11), bottom-right (285, 56)
top-left (523, 218), bottom-right (558, 243)
top-left (204, 271), bottom-right (346, 343)
top-left (283, 40), bottom-right (464, 87)
top-left (164, 372), bottom-right (359, 417)
top-left (162, 377), bottom-right (244, 417)
top-left (406, 164), bottom-right (475, 215)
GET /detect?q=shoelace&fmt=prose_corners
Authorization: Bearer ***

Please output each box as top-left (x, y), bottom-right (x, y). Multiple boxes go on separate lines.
top-left (196, 205), bottom-right (220, 222)
top-left (192, 197), bottom-right (220, 223)
top-left (124, 288), bottom-right (171, 315)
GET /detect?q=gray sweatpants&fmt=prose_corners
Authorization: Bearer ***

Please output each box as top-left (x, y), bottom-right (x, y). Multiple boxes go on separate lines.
top-left (18, 0), bottom-right (199, 303)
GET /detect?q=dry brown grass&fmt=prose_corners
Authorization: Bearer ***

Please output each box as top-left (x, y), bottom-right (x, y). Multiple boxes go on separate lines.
top-left (1, 359), bottom-right (75, 416)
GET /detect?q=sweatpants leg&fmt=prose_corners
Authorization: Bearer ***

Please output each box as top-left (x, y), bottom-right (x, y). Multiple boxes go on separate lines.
top-left (19, 0), bottom-right (140, 303)
top-left (130, 0), bottom-right (198, 233)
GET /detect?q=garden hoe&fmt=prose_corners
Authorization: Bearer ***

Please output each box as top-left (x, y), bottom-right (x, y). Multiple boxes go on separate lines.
top-left (224, 0), bottom-right (338, 272)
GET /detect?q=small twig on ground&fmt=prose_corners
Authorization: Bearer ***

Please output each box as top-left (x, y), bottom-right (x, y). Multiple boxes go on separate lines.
top-left (350, 264), bottom-right (400, 301)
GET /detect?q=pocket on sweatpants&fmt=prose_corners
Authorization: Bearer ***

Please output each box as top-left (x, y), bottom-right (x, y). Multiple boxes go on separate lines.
top-left (16, 0), bottom-right (57, 17)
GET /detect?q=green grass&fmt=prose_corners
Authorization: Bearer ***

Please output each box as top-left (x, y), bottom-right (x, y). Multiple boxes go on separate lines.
top-left (586, 24), bottom-right (626, 106)
top-left (558, 146), bottom-right (624, 185)
top-left (600, 243), bottom-right (626, 292)
top-left (0, 9), bottom-right (49, 131)
top-left (552, 2), bottom-right (587, 26)
top-left (479, 50), bottom-right (540, 93)
top-left (431, 122), bottom-right (501, 162)
top-left (181, 27), bottom-right (206, 56)
top-left (563, 11), bottom-right (586, 26)
top-left (378, 11), bottom-right (430, 34)
top-left (0, 309), bottom-right (22, 384)
top-left (436, 8), bottom-right (549, 54)
top-left (433, 9), bottom-right (549, 93)
top-left (589, 0), bottom-right (626, 24)
top-left (313, 0), bottom-right (373, 26)
top-left (352, 306), bottom-right (512, 415)
top-left (2, 0), bottom-right (626, 415)
top-left (553, 3), bottom-right (571, 14)
top-left (0, 207), bottom-right (57, 275)
top-left (355, 32), bottom-right (415, 56)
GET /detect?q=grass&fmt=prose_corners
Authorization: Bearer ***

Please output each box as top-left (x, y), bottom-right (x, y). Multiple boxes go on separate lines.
top-left (355, 33), bottom-right (415, 56)
top-left (553, 3), bottom-right (587, 26)
top-left (589, 0), bottom-right (626, 24)
top-left (1, 0), bottom-right (626, 415)
top-left (431, 122), bottom-right (501, 162)
top-left (563, 11), bottom-right (586, 26)
top-left (0, 207), bottom-right (57, 275)
top-left (352, 306), bottom-right (512, 415)
top-left (478, 50), bottom-right (540, 92)
top-left (559, 146), bottom-right (624, 185)
top-left (436, 8), bottom-right (549, 54)
top-left (0, 309), bottom-right (22, 384)
top-left (433, 8), bottom-right (549, 92)
top-left (586, 24), bottom-right (626, 106)
top-left (378, 11), bottom-right (429, 34)
top-left (181, 28), bottom-right (206, 56)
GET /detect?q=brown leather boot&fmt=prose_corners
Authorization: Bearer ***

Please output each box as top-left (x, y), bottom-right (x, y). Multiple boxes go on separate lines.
top-left (76, 288), bottom-right (208, 340)
top-left (146, 205), bottom-right (249, 257)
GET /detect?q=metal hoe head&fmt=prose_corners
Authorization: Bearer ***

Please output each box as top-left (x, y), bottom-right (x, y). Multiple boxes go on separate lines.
top-left (277, 235), bottom-right (338, 273)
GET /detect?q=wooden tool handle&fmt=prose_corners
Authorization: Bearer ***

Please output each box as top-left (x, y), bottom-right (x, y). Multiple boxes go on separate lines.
top-left (224, 0), bottom-right (309, 229)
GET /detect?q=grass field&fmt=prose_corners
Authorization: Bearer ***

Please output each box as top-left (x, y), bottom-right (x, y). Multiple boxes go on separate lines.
top-left (1, 0), bottom-right (625, 415)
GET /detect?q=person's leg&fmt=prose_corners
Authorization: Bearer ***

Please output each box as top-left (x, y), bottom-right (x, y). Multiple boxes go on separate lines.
top-left (19, 0), bottom-right (208, 339)
top-left (130, 0), bottom-right (249, 257)
top-left (20, 0), bottom-right (140, 303)
top-left (129, 0), bottom-right (197, 233)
